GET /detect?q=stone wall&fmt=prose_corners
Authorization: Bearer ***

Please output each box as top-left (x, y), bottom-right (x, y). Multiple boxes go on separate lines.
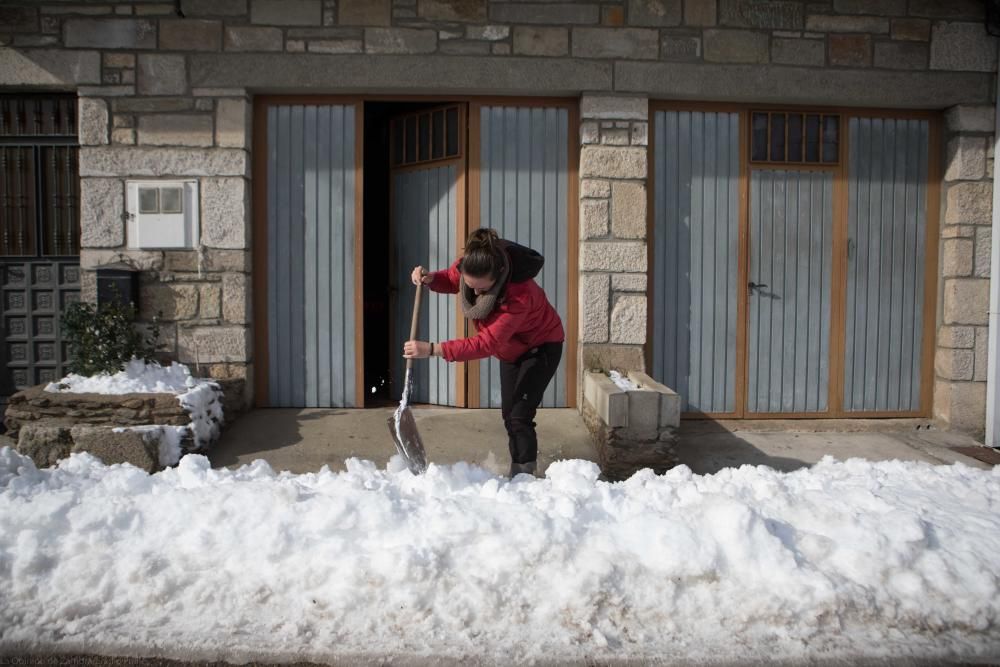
top-left (4, 384), bottom-right (191, 435)
top-left (578, 94), bottom-right (650, 402)
top-left (76, 83), bottom-right (252, 390)
top-left (0, 0), bottom-right (996, 427)
top-left (936, 105), bottom-right (996, 435)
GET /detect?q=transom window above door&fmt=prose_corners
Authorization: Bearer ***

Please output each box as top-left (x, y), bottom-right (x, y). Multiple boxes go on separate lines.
top-left (390, 105), bottom-right (462, 168)
top-left (751, 111), bottom-right (840, 165)
top-left (0, 94), bottom-right (79, 258)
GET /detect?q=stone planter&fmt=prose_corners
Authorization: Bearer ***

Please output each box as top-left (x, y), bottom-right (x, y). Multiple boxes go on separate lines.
top-left (3, 378), bottom-right (242, 472)
top-left (582, 370), bottom-right (681, 480)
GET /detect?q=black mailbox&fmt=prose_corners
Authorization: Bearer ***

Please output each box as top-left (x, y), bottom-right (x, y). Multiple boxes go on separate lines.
top-left (96, 262), bottom-right (139, 310)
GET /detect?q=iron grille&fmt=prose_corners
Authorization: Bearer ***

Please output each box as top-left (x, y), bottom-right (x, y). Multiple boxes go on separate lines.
top-left (0, 94), bottom-right (80, 401)
top-left (0, 95), bottom-right (79, 258)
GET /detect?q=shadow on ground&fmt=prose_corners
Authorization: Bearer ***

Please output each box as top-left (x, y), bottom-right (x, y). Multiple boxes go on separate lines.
top-left (675, 422), bottom-right (810, 475)
top-left (208, 409), bottom-right (348, 469)
top-left (208, 408), bottom-right (994, 478)
top-left (208, 407), bottom-right (597, 476)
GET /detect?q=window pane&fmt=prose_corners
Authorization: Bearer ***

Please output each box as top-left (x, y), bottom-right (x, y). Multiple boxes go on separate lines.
top-left (418, 113), bottom-right (430, 162)
top-left (139, 187), bottom-right (158, 214)
top-left (787, 114), bottom-right (803, 162)
top-left (160, 187), bottom-right (182, 214)
top-left (446, 107), bottom-right (459, 156)
top-left (391, 120), bottom-right (403, 166)
top-left (805, 114), bottom-right (820, 162)
top-left (41, 145), bottom-right (79, 257)
top-left (822, 115), bottom-right (839, 163)
top-left (432, 110), bottom-right (444, 159)
top-left (769, 113), bottom-right (785, 162)
top-left (405, 115), bottom-right (417, 164)
top-left (0, 146), bottom-right (37, 256)
top-left (751, 112), bottom-right (768, 161)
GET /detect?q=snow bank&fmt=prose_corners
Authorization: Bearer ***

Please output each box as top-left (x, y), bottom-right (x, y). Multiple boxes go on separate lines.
top-left (0, 448), bottom-right (998, 664)
top-left (44, 360), bottom-right (223, 466)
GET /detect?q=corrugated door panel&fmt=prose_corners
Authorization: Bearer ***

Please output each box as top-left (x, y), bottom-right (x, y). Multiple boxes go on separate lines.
top-left (748, 169), bottom-right (832, 414)
top-left (267, 104), bottom-right (356, 407)
top-left (652, 110), bottom-right (739, 413)
top-left (478, 106), bottom-right (568, 408)
top-left (392, 165), bottom-right (458, 406)
top-left (844, 118), bottom-right (928, 412)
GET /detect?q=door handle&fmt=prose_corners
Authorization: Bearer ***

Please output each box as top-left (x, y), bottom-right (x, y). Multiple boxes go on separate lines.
top-left (748, 282), bottom-right (768, 295)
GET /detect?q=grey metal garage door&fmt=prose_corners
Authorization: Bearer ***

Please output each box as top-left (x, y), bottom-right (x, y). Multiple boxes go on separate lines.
top-left (265, 103), bottom-right (358, 408)
top-left (844, 117), bottom-right (930, 413)
top-left (476, 104), bottom-right (569, 408)
top-left (651, 110), bottom-right (740, 414)
top-left (651, 107), bottom-right (934, 418)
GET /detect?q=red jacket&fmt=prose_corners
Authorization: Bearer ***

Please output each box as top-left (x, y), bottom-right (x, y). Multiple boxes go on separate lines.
top-left (427, 259), bottom-right (565, 363)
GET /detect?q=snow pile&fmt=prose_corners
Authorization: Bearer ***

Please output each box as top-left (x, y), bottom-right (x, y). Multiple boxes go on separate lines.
top-left (608, 370), bottom-right (639, 391)
top-left (45, 359), bottom-right (200, 394)
top-left (44, 360), bottom-right (223, 466)
top-left (1, 448), bottom-right (998, 664)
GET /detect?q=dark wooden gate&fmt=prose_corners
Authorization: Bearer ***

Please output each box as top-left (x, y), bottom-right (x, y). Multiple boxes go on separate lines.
top-left (0, 95), bottom-right (81, 400)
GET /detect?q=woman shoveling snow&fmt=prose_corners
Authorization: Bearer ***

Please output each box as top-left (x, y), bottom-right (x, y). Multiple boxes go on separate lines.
top-left (404, 228), bottom-right (564, 479)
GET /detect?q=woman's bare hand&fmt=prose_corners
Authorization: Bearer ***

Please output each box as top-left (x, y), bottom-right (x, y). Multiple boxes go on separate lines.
top-left (411, 266), bottom-right (432, 285)
top-left (403, 340), bottom-right (431, 359)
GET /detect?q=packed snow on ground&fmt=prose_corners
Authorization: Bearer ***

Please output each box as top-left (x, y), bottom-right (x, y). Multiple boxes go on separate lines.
top-left (43, 360), bottom-right (222, 466)
top-left (0, 448), bottom-right (998, 665)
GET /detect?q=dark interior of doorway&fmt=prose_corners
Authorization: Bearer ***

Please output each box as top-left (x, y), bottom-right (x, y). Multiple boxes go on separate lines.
top-left (362, 101), bottom-right (461, 406)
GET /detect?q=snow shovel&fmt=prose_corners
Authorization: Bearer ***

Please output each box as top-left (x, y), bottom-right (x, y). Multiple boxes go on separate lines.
top-left (387, 282), bottom-right (429, 474)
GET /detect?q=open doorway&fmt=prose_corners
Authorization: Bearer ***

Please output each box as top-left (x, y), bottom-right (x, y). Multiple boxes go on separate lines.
top-left (254, 96), bottom-right (575, 409)
top-left (363, 101), bottom-right (466, 407)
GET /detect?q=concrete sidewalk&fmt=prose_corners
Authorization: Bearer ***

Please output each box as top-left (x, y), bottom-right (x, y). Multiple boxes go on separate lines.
top-left (210, 408), bottom-right (996, 475)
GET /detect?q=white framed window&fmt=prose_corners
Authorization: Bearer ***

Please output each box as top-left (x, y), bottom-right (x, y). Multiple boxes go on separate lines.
top-left (126, 180), bottom-right (199, 249)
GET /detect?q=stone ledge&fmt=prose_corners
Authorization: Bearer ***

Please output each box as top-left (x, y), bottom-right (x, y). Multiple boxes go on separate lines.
top-left (4, 383), bottom-right (190, 436)
top-left (79, 146), bottom-right (248, 178)
top-left (71, 424), bottom-right (163, 473)
top-left (0, 48), bottom-right (102, 86)
top-left (189, 53), bottom-right (613, 93)
top-left (614, 62), bottom-right (993, 107)
top-left (13, 420), bottom-right (172, 473)
top-left (5, 378), bottom-right (247, 432)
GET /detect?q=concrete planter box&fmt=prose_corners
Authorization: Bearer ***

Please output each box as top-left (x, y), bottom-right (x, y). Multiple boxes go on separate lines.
top-left (582, 370), bottom-right (680, 480)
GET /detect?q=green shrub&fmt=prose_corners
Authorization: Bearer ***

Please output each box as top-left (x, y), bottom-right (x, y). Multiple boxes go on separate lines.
top-left (61, 297), bottom-right (164, 377)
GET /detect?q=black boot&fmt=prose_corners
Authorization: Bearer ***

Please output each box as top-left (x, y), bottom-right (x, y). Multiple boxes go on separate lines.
top-left (509, 460), bottom-right (537, 478)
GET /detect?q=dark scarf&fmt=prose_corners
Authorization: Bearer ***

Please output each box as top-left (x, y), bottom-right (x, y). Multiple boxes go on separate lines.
top-left (460, 247), bottom-right (510, 320)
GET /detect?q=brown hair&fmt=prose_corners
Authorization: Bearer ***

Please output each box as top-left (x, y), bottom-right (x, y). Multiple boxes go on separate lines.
top-left (459, 228), bottom-right (504, 280)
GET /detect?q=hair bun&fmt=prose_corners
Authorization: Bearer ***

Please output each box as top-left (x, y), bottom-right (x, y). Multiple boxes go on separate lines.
top-left (467, 227), bottom-right (499, 251)
top-left (461, 228), bottom-right (504, 280)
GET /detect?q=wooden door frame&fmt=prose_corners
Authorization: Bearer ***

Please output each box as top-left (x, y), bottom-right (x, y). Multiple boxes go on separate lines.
top-left (252, 94), bottom-right (579, 410)
top-left (646, 100), bottom-right (941, 420)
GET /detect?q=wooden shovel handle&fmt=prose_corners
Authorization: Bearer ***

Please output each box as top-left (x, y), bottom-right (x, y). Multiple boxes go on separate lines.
top-left (406, 282), bottom-right (423, 371)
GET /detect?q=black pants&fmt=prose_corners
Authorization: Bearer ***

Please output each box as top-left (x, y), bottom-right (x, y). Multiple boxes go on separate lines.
top-left (499, 341), bottom-right (563, 464)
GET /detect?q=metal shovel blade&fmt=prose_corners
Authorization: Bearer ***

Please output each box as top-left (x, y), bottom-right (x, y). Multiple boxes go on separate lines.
top-left (388, 283), bottom-right (428, 475)
top-left (387, 403), bottom-right (428, 475)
